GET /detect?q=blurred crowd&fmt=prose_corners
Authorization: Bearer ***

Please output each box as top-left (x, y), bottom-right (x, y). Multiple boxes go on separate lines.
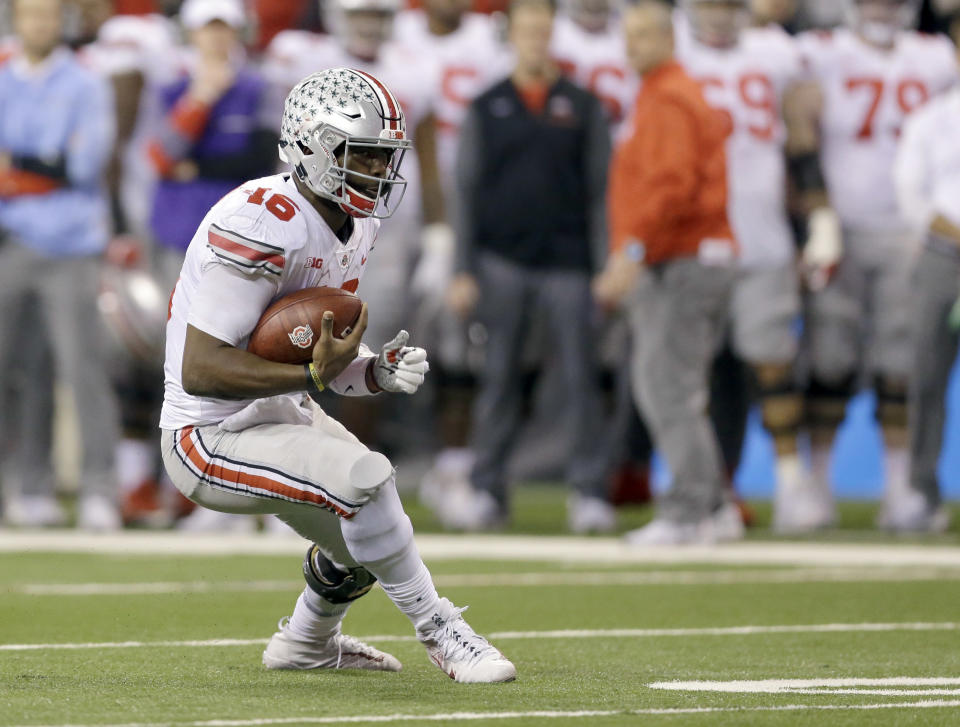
top-left (0, 0), bottom-right (958, 543)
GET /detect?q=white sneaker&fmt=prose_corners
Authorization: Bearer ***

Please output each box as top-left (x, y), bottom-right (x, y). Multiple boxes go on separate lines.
top-left (772, 473), bottom-right (836, 535)
top-left (263, 619), bottom-right (401, 672)
top-left (417, 598), bottom-right (516, 683)
top-left (625, 517), bottom-right (698, 546)
top-left (419, 448), bottom-right (475, 512)
top-left (625, 503), bottom-right (744, 546)
top-left (176, 507), bottom-right (257, 533)
top-left (436, 487), bottom-right (505, 532)
top-left (877, 487), bottom-right (951, 534)
top-left (3, 495), bottom-right (67, 528)
top-left (567, 495), bottom-right (616, 534)
top-left (77, 495), bottom-right (122, 531)
top-left (262, 515), bottom-right (297, 537)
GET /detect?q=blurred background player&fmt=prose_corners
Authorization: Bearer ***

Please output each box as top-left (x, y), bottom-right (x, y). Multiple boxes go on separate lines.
top-left (0, 0), bottom-right (120, 529)
top-left (439, 0), bottom-right (614, 532)
top-left (892, 14), bottom-right (960, 532)
top-left (393, 0), bottom-right (510, 502)
top-left (146, 0), bottom-right (278, 530)
top-left (551, 0), bottom-right (636, 129)
top-left (264, 0), bottom-right (446, 455)
top-left (676, 0), bottom-right (816, 533)
top-left (794, 0), bottom-right (958, 531)
top-left (70, 0), bottom-right (178, 526)
top-left (595, 0), bottom-right (743, 545)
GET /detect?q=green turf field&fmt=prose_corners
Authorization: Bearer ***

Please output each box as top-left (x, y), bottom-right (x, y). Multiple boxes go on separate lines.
top-left (3, 493), bottom-right (960, 726)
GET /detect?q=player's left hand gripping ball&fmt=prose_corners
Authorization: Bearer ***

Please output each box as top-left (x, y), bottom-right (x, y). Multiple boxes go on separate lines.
top-left (374, 330), bottom-right (429, 394)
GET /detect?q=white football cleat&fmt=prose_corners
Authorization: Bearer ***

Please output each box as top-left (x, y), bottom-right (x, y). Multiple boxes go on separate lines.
top-left (77, 494), bottom-right (122, 532)
top-left (435, 487), bottom-right (505, 532)
top-left (176, 507), bottom-right (257, 533)
top-left (3, 495), bottom-right (67, 528)
top-left (417, 598), bottom-right (516, 683)
top-left (567, 494), bottom-right (616, 534)
top-left (877, 487), bottom-right (951, 534)
top-left (625, 503), bottom-right (744, 546)
top-left (262, 619), bottom-right (401, 672)
top-left (772, 474), bottom-right (836, 535)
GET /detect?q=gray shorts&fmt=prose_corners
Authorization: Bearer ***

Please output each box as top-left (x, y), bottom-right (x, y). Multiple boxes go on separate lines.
top-left (805, 227), bottom-right (916, 384)
top-left (729, 264), bottom-right (801, 365)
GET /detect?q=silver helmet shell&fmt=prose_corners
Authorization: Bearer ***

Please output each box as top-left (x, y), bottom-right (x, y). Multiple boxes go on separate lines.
top-left (842, 0), bottom-right (920, 46)
top-left (278, 67), bottom-right (412, 219)
top-left (681, 0), bottom-right (751, 48)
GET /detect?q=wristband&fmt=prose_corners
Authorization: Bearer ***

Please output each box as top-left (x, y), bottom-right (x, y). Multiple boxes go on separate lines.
top-left (305, 362), bottom-right (325, 400)
top-left (365, 358), bottom-right (383, 394)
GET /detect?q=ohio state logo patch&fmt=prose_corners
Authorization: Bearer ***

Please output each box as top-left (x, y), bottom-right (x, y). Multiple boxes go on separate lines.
top-left (288, 323), bottom-right (314, 349)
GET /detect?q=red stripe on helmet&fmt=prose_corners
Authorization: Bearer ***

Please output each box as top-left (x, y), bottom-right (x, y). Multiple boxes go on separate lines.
top-left (354, 69), bottom-right (402, 132)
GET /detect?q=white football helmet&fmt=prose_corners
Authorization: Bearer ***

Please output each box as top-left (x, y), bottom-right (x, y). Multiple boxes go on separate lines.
top-left (279, 68), bottom-right (412, 219)
top-left (682, 0), bottom-right (750, 48)
top-left (327, 0), bottom-right (401, 60)
top-left (562, 0), bottom-right (619, 33)
top-left (843, 0), bottom-right (920, 46)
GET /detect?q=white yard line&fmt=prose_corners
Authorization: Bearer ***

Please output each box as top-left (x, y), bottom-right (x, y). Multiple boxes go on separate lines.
top-left (8, 700), bottom-right (960, 727)
top-left (649, 677), bottom-right (960, 696)
top-left (3, 622), bottom-right (959, 652)
top-left (10, 566), bottom-right (960, 596)
top-left (2, 531), bottom-right (960, 567)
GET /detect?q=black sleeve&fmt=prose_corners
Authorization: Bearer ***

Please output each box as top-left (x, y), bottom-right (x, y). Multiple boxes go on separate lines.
top-left (11, 154), bottom-right (68, 182)
top-left (583, 95), bottom-right (611, 273)
top-left (453, 104), bottom-right (484, 275)
top-left (193, 130), bottom-right (279, 181)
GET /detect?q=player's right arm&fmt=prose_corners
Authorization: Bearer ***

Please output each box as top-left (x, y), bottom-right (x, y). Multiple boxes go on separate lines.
top-left (182, 304), bottom-right (368, 400)
top-left (179, 190), bottom-right (369, 400)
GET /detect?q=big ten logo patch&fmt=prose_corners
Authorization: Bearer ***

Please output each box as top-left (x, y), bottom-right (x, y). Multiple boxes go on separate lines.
top-left (304, 257), bottom-right (324, 269)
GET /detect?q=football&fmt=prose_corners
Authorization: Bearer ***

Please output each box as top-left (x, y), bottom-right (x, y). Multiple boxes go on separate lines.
top-left (247, 286), bottom-right (363, 364)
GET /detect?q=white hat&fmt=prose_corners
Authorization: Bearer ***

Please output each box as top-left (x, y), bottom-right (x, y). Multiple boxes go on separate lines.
top-left (180, 0), bottom-right (246, 30)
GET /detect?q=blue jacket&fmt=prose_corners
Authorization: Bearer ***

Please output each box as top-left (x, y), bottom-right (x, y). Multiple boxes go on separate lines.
top-left (150, 67), bottom-right (270, 252)
top-left (0, 48), bottom-right (115, 257)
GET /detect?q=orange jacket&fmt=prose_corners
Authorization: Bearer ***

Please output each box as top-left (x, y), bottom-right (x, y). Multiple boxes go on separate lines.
top-left (609, 61), bottom-right (734, 265)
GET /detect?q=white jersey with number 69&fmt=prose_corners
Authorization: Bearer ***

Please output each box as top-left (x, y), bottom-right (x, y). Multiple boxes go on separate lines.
top-left (798, 28), bottom-right (957, 233)
top-left (677, 25), bottom-right (803, 268)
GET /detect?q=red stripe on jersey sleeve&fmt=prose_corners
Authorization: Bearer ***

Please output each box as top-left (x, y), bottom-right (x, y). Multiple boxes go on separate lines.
top-left (207, 228), bottom-right (286, 269)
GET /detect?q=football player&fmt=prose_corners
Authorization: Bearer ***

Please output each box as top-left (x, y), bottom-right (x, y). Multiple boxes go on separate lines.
top-left (551, 0), bottom-right (636, 129)
top-left (795, 0), bottom-right (957, 528)
top-left (676, 0), bottom-right (820, 532)
top-left (392, 0), bottom-right (510, 513)
top-left (158, 68), bottom-right (516, 683)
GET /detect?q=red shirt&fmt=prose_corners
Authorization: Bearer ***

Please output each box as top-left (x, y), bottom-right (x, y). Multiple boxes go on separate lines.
top-left (609, 61), bottom-right (735, 264)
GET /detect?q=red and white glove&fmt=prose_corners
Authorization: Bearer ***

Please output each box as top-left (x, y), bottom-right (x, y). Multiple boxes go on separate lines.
top-left (802, 207), bottom-right (843, 291)
top-left (373, 330), bottom-right (429, 394)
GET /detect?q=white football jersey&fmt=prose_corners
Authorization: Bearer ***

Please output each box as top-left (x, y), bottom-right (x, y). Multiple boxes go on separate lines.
top-left (393, 10), bottom-right (510, 182)
top-left (798, 28), bottom-right (958, 232)
top-left (677, 25), bottom-right (803, 268)
top-left (76, 14), bottom-right (180, 235)
top-left (76, 13), bottom-right (177, 78)
top-left (550, 14), bottom-right (636, 129)
top-left (160, 173), bottom-right (379, 429)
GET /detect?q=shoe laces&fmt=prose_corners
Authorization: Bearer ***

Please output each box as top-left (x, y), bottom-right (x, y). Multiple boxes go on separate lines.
top-left (430, 605), bottom-right (499, 664)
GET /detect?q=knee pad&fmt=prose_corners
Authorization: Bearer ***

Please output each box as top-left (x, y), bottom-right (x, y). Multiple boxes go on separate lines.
top-left (806, 374), bottom-right (855, 430)
top-left (874, 374), bottom-right (908, 428)
top-left (302, 544), bottom-right (377, 604)
top-left (349, 451), bottom-right (394, 498)
top-left (757, 374), bottom-right (803, 439)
